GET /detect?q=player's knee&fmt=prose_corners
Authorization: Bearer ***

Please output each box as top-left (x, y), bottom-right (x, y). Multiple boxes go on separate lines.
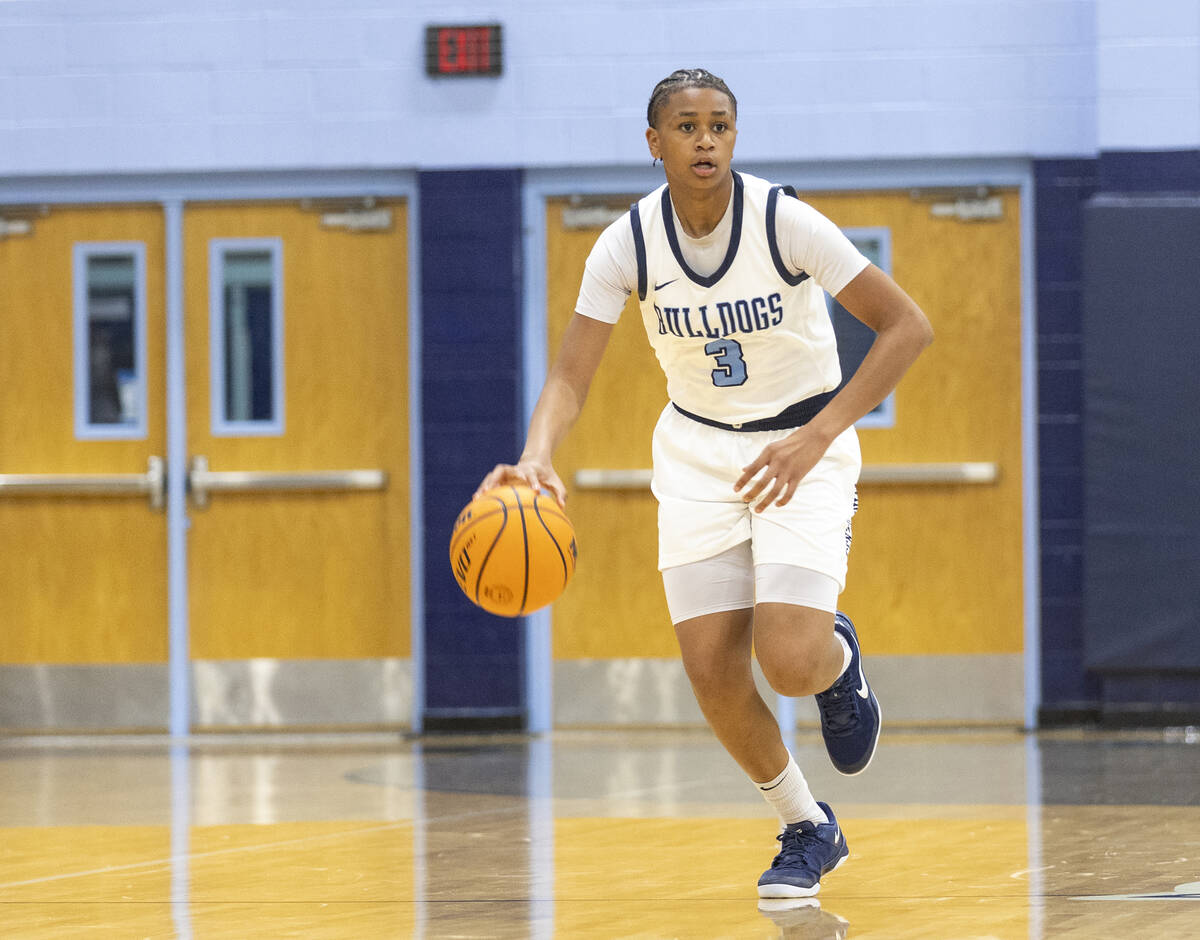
top-left (757, 633), bottom-right (830, 697)
top-left (759, 660), bottom-right (825, 697)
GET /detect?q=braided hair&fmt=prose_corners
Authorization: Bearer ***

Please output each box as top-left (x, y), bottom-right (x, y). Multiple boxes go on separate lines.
top-left (646, 68), bottom-right (737, 128)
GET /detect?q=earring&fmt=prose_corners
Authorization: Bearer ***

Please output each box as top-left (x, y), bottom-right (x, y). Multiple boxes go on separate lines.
top-left (652, 157), bottom-right (661, 168)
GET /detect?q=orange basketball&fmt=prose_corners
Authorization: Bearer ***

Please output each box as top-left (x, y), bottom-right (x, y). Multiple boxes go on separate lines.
top-left (449, 484), bottom-right (578, 617)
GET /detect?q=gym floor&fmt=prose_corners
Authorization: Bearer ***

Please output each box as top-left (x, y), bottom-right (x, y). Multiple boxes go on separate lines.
top-left (2, 725), bottom-right (1198, 938)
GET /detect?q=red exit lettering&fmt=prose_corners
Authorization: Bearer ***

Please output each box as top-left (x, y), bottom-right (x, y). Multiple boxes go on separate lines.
top-left (437, 27), bottom-right (492, 74)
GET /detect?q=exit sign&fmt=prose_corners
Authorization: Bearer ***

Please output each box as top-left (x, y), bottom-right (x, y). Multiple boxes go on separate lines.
top-left (425, 24), bottom-right (502, 77)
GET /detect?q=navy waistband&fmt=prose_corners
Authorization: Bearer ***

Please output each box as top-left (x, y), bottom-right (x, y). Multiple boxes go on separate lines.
top-left (672, 391), bottom-right (836, 432)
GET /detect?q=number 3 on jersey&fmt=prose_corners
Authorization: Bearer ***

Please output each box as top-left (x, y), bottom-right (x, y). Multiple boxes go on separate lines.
top-left (705, 338), bottom-right (747, 387)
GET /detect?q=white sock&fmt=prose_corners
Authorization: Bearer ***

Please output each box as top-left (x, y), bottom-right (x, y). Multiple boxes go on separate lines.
top-left (754, 753), bottom-right (827, 827)
top-left (834, 632), bottom-right (852, 679)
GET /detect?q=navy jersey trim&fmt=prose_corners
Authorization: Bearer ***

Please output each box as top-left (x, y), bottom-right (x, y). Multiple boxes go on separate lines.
top-left (766, 185), bottom-right (811, 287)
top-left (660, 170), bottom-right (744, 288)
top-left (673, 389), bottom-right (835, 432)
top-left (630, 201), bottom-right (648, 301)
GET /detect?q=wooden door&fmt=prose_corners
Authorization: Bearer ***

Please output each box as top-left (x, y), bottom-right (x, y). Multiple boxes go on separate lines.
top-left (545, 188), bottom-right (1024, 664)
top-left (183, 203), bottom-right (410, 662)
top-left (804, 190), bottom-right (1023, 657)
top-left (0, 206), bottom-right (167, 664)
top-left (545, 199), bottom-right (671, 659)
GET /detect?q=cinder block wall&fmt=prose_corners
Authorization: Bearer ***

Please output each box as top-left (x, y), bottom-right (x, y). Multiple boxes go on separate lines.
top-left (0, 0), bottom-right (1159, 175)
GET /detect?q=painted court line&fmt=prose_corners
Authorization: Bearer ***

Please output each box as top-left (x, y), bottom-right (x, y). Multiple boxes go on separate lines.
top-left (0, 819), bottom-right (413, 891)
top-left (0, 771), bottom-right (719, 892)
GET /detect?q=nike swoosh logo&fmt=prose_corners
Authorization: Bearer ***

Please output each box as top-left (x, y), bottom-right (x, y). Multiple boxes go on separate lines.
top-left (654, 278), bottom-right (678, 291)
top-left (856, 661), bottom-right (869, 699)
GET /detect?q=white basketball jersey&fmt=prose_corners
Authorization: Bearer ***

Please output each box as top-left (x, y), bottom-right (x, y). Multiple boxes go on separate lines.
top-left (631, 171), bottom-right (845, 424)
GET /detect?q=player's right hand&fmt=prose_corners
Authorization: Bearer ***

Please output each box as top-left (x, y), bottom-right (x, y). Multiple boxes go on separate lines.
top-left (474, 459), bottom-right (567, 507)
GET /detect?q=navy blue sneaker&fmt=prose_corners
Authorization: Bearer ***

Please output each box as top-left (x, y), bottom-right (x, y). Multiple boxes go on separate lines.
top-left (815, 612), bottom-right (881, 775)
top-left (757, 801), bottom-right (849, 898)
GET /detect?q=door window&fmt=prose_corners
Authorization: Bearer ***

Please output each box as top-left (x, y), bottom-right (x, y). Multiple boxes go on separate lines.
top-left (209, 239), bottom-right (284, 435)
top-left (827, 228), bottom-right (894, 428)
top-left (73, 243), bottom-right (147, 439)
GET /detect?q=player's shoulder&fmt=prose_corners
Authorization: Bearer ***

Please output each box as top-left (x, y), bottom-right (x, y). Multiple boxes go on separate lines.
top-left (600, 183), bottom-right (672, 258)
top-left (627, 182), bottom-right (669, 225)
top-left (605, 183), bottom-right (666, 230)
top-left (735, 170), bottom-right (775, 191)
top-left (583, 205), bottom-right (641, 292)
top-left (767, 184), bottom-right (829, 229)
top-left (738, 172), bottom-right (818, 215)
top-left (736, 170), bottom-right (793, 198)
top-left (592, 207), bottom-right (637, 257)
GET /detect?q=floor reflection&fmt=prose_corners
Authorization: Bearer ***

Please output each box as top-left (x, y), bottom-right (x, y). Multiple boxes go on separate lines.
top-left (0, 727), bottom-right (1198, 937)
top-left (170, 743), bottom-right (192, 940)
top-left (757, 899), bottom-right (849, 940)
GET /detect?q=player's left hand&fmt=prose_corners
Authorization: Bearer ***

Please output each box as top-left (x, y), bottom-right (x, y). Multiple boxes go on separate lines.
top-left (735, 426), bottom-right (832, 512)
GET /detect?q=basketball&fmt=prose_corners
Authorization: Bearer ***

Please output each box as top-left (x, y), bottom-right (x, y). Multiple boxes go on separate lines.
top-left (449, 484), bottom-right (578, 617)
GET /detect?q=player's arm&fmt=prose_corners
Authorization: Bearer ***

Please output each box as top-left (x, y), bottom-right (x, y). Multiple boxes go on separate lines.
top-left (737, 263), bottom-right (932, 510)
top-left (805, 263), bottom-right (933, 442)
top-left (478, 216), bottom-right (632, 504)
top-left (475, 313), bottom-right (614, 506)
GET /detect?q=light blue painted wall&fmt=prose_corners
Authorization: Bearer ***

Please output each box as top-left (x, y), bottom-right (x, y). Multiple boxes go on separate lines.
top-left (1097, 0), bottom-right (1200, 149)
top-left (0, 0), bottom-right (1194, 177)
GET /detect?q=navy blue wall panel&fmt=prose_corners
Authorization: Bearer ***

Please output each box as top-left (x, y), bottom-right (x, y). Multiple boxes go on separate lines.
top-left (1098, 150), bottom-right (1200, 193)
top-left (420, 169), bottom-right (526, 726)
top-left (1034, 158), bottom-right (1099, 717)
top-left (1082, 198), bottom-right (1200, 676)
top-left (1036, 149), bottom-right (1200, 723)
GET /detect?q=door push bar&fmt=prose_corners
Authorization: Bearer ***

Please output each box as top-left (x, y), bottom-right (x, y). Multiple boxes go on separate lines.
top-left (187, 455), bottom-right (388, 509)
top-left (0, 456), bottom-right (165, 510)
top-left (574, 462), bottom-right (999, 490)
top-left (0, 454), bottom-right (389, 512)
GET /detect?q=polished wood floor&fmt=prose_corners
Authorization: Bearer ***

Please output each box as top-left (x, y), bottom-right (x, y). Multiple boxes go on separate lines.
top-left (2, 726), bottom-right (1199, 938)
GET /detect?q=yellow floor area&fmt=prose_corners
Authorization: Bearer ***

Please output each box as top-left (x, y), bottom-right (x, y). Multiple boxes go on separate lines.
top-left (1, 729), bottom-right (1198, 938)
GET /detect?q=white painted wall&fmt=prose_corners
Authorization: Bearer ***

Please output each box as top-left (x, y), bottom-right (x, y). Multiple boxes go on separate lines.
top-left (0, 0), bottom-right (1193, 177)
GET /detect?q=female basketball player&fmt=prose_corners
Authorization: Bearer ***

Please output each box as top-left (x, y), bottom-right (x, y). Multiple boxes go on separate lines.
top-left (476, 68), bottom-right (933, 898)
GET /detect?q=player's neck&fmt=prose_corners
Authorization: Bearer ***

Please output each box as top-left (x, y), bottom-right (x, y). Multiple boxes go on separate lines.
top-left (669, 178), bottom-right (733, 238)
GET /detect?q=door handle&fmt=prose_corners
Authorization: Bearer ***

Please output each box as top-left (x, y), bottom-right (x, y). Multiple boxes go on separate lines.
top-left (187, 455), bottom-right (388, 509)
top-left (0, 456), bottom-right (166, 510)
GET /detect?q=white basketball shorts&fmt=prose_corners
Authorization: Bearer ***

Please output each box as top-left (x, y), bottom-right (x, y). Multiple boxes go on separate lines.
top-left (651, 403), bottom-right (861, 589)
